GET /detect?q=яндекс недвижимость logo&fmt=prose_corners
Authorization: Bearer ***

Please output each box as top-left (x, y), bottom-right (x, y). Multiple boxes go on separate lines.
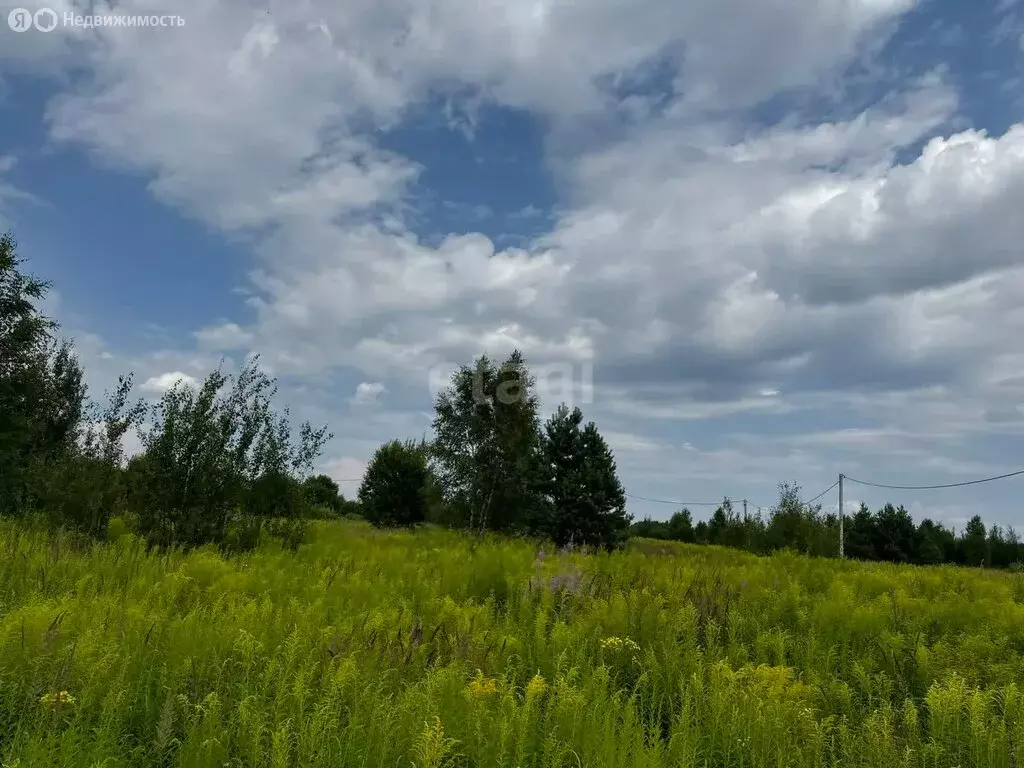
top-left (8, 7), bottom-right (183, 31)
top-left (8, 7), bottom-right (58, 32)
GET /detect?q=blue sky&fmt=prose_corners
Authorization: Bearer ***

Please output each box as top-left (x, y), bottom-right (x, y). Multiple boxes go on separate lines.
top-left (2, 0), bottom-right (1024, 530)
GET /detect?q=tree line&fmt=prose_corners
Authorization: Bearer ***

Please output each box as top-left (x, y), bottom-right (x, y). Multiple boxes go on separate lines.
top-left (632, 483), bottom-right (1023, 569)
top-left (355, 350), bottom-right (632, 549)
top-left (0, 232), bottom-right (630, 551)
top-left (3, 229), bottom-right (1019, 564)
top-left (0, 232), bottom-right (355, 550)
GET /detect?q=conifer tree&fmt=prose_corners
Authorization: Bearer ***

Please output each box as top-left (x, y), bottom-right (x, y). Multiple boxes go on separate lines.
top-left (539, 403), bottom-right (630, 550)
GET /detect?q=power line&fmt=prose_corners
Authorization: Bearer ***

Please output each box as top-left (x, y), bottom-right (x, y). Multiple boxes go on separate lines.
top-left (625, 493), bottom-right (723, 507)
top-left (801, 480), bottom-right (839, 507)
top-left (626, 465), bottom-right (1024, 512)
top-left (844, 468), bottom-right (1024, 491)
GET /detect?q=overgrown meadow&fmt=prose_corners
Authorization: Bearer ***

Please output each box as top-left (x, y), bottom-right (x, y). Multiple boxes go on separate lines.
top-left (2, 518), bottom-right (1024, 768)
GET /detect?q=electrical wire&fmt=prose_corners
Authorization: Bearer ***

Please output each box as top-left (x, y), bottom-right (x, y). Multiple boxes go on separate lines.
top-left (843, 468), bottom-right (1024, 491)
top-left (800, 479), bottom-right (840, 508)
top-left (624, 493), bottom-right (729, 507)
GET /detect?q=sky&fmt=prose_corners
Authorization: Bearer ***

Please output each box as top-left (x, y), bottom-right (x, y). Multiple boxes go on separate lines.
top-left (2, 0), bottom-right (1024, 531)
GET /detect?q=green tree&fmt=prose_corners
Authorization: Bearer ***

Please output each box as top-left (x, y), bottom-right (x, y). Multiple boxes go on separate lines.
top-left (986, 524), bottom-right (1019, 568)
top-left (431, 350), bottom-right (545, 534)
top-left (0, 232), bottom-right (87, 516)
top-left (872, 504), bottom-right (916, 563)
top-left (302, 474), bottom-right (342, 513)
top-left (538, 404), bottom-right (630, 550)
top-left (630, 517), bottom-right (669, 539)
top-left (358, 439), bottom-right (430, 528)
top-left (844, 503), bottom-right (877, 560)
top-left (246, 470), bottom-right (306, 520)
top-left (917, 532), bottom-right (943, 565)
top-left (130, 359), bottom-right (330, 549)
top-left (694, 520), bottom-right (710, 544)
top-left (338, 496), bottom-right (363, 518)
top-left (35, 374), bottom-right (145, 538)
top-left (765, 482), bottom-right (814, 553)
top-left (666, 508), bottom-right (695, 543)
top-left (961, 515), bottom-right (988, 567)
top-left (709, 498), bottom-right (749, 548)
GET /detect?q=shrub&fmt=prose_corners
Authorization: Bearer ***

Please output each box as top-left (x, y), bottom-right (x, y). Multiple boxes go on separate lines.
top-left (30, 375), bottom-right (144, 539)
top-left (263, 517), bottom-right (308, 551)
top-left (128, 359), bottom-right (330, 549)
top-left (302, 474), bottom-right (343, 513)
top-left (358, 439), bottom-right (430, 528)
top-left (106, 515), bottom-right (131, 541)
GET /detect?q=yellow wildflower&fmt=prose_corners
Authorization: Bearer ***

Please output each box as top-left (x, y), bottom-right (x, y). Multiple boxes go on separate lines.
top-left (466, 669), bottom-right (499, 699)
top-left (40, 690), bottom-right (76, 710)
top-left (525, 673), bottom-right (549, 701)
top-left (600, 636), bottom-right (641, 654)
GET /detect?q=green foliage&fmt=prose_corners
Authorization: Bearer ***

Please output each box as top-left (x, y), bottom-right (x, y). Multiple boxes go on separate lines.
top-left (0, 233), bottom-right (87, 517)
top-left (31, 374), bottom-right (146, 538)
top-left (129, 358), bottom-right (331, 549)
top-left (337, 497), bottom-right (363, 519)
top-left (431, 350), bottom-right (546, 534)
top-left (246, 470), bottom-right (307, 520)
top-left (632, 487), bottom-right (1020, 571)
top-left (262, 516), bottom-right (309, 551)
top-left (873, 503), bottom-right (917, 562)
top-left (764, 481), bottom-right (833, 555)
top-left (963, 515), bottom-right (989, 566)
top-left (428, 352), bottom-right (631, 550)
top-left (846, 502), bottom-right (877, 560)
top-left (301, 474), bottom-right (342, 513)
top-left (2, 518), bottom-right (1024, 767)
top-left (667, 508), bottom-right (696, 542)
top-left (106, 515), bottom-right (132, 541)
top-left (538, 403), bottom-right (630, 550)
top-left (359, 439), bottom-right (431, 528)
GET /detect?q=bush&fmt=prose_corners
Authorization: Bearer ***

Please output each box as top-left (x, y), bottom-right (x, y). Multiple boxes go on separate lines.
top-left (222, 512), bottom-right (263, 554)
top-left (106, 515), bottom-right (132, 541)
top-left (263, 517), bottom-right (309, 551)
top-left (302, 474), bottom-right (342, 513)
top-left (358, 440), bottom-right (430, 528)
top-left (128, 359), bottom-right (330, 549)
top-left (30, 375), bottom-right (144, 539)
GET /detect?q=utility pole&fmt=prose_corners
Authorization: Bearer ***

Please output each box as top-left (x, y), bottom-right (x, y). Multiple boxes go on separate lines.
top-left (838, 473), bottom-right (844, 559)
top-left (743, 498), bottom-right (748, 522)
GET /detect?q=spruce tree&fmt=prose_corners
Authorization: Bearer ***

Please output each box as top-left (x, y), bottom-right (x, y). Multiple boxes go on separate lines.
top-left (539, 403), bottom-right (630, 550)
top-left (961, 515), bottom-right (988, 566)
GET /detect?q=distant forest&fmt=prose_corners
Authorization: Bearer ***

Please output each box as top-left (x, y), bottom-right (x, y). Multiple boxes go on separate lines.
top-left (632, 485), bottom-right (1019, 568)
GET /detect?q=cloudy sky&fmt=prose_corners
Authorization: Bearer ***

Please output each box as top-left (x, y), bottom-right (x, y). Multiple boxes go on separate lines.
top-left (2, 0), bottom-right (1024, 530)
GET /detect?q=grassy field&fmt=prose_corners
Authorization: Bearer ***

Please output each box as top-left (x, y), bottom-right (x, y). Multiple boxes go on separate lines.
top-left (2, 520), bottom-right (1024, 767)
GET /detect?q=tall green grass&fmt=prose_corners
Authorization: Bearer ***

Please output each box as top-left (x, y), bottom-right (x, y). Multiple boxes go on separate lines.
top-left (2, 519), bottom-right (1024, 767)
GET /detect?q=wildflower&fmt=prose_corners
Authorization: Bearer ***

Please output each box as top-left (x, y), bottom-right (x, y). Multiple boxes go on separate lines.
top-left (525, 673), bottom-right (549, 701)
top-left (412, 716), bottom-right (458, 768)
top-left (548, 569), bottom-right (584, 594)
top-left (40, 690), bottom-right (76, 710)
top-left (600, 636), bottom-right (641, 654)
top-left (466, 669), bottom-right (499, 699)
top-left (599, 636), bottom-right (642, 669)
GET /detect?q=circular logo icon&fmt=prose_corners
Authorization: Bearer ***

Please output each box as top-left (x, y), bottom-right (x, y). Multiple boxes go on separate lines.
top-left (7, 7), bottom-right (33, 31)
top-left (33, 7), bottom-right (58, 32)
